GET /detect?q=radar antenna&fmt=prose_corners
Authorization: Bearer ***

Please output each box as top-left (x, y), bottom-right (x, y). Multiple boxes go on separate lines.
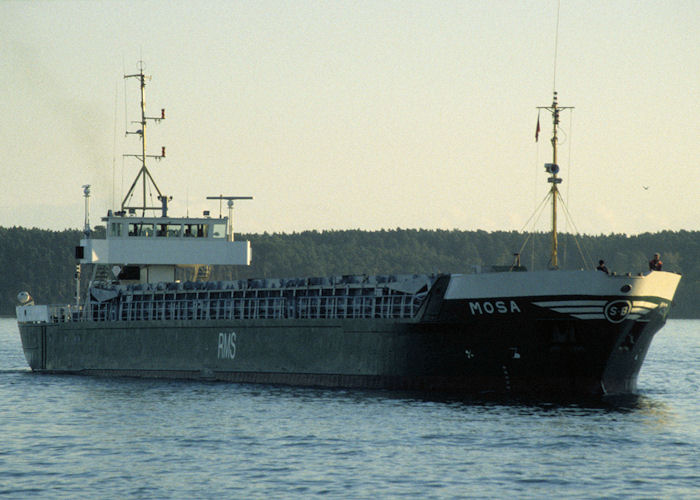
top-left (206, 195), bottom-right (254, 241)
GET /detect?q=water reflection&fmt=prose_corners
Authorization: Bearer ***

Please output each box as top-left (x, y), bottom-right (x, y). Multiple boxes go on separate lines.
top-left (12, 368), bottom-right (677, 417)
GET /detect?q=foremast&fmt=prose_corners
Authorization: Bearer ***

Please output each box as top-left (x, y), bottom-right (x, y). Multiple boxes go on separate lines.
top-left (538, 91), bottom-right (573, 269)
top-left (122, 61), bottom-right (168, 217)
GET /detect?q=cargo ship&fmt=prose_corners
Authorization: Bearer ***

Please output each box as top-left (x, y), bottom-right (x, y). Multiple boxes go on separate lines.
top-left (16, 65), bottom-right (680, 397)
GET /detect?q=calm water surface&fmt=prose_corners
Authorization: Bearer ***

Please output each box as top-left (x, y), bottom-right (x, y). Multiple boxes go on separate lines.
top-left (0, 318), bottom-right (698, 498)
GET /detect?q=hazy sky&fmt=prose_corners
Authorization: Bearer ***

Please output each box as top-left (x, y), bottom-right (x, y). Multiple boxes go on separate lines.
top-left (1, 1), bottom-right (698, 236)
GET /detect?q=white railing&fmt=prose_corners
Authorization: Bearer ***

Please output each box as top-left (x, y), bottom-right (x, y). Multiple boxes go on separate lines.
top-left (26, 274), bottom-right (436, 324)
top-left (84, 292), bottom-right (425, 323)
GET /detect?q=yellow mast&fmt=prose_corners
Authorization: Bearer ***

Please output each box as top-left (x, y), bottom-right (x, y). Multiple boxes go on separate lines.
top-left (538, 91), bottom-right (573, 269)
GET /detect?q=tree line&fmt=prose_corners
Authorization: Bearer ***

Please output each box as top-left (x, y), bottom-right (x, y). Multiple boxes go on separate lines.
top-left (1, 226), bottom-right (697, 317)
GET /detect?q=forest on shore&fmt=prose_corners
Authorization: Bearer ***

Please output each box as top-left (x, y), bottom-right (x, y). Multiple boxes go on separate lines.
top-left (1, 226), bottom-right (697, 317)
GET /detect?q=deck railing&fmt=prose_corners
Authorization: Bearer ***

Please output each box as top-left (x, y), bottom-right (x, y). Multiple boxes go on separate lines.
top-left (85, 291), bottom-right (425, 322)
top-left (21, 274), bottom-right (435, 324)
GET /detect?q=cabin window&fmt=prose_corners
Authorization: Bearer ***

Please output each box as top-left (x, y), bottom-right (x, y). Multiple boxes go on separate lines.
top-left (212, 223), bottom-right (226, 239)
top-left (167, 224), bottom-right (182, 237)
top-left (110, 222), bottom-right (122, 237)
top-left (156, 224), bottom-right (182, 237)
top-left (182, 224), bottom-right (209, 237)
top-left (128, 223), bottom-right (154, 237)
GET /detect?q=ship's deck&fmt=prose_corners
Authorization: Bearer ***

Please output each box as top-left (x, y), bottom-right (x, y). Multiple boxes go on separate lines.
top-left (31, 274), bottom-right (438, 324)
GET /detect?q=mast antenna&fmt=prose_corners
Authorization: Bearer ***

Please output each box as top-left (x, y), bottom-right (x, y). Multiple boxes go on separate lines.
top-left (122, 61), bottom-right (168, 216)
top-left (552, 0), bottom-right (561, 92)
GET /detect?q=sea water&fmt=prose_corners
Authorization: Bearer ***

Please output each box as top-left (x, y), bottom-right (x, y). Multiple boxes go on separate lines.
top-left (0, 318), bottom-right (697, 499)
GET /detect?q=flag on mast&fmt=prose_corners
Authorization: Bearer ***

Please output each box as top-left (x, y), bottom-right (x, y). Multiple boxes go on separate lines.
top-left (535, 112), bottom-right (541, 142)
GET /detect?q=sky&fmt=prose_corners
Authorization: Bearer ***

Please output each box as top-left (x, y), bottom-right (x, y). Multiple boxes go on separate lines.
top-left (1, 0), bottom-right (698, 236)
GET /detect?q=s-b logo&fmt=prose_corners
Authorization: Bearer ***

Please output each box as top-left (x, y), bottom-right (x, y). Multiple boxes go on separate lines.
top-left (604, 300), bottom-right (632, 323)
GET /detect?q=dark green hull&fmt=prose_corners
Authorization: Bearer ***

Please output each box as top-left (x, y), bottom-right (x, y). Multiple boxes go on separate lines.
top-left (18, 270), bottom-right (681, 397)
top-left (17, 310), bottom-right (669, 397)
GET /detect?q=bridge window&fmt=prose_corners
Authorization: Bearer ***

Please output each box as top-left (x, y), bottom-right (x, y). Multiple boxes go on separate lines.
top-left (184, 224), bottom-right (208, 238)
top-left (167, 224), bottom-right (182, 237)
top-left (128, 223), bottom-right (154, 237)
top-left (110, 222), bottom-right (123, 237)
top-left (212, 223), bottom-right (226, 239)
top-left (158, 224), bottom-right (182, 237)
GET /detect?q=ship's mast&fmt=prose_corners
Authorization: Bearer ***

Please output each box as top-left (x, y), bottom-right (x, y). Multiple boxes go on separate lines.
top-left (122, 61), bottom-right (167, 216)
top-left (538, 91), bottom-right (573, 269)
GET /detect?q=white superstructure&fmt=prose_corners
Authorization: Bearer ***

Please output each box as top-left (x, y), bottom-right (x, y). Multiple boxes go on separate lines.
top-left (80, 214), bottom-right (251, 267)
top-left (76, 62), bottom-right (252, 285)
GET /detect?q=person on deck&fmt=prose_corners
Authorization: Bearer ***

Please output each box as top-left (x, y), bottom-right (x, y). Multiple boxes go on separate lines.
top-left (649, 253), bottom-right (663, 271)
top-left (597, 260), bottom-right (610, 274)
